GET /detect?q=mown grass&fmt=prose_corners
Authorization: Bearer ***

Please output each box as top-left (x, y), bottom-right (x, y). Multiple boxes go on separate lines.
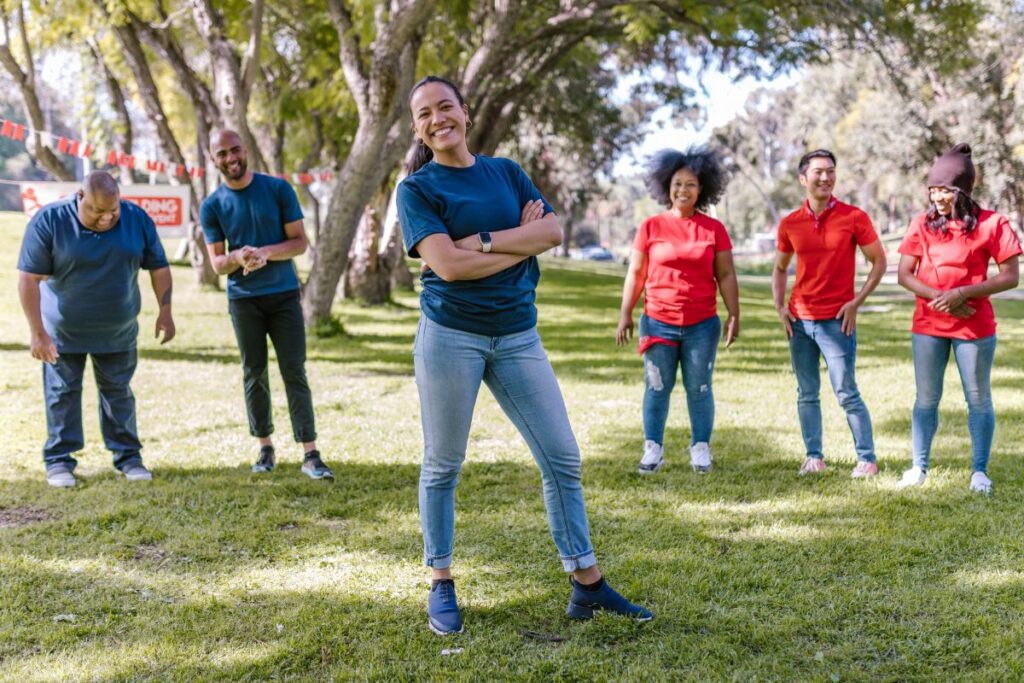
top-left (1, 210), bottom-right (1023, 681)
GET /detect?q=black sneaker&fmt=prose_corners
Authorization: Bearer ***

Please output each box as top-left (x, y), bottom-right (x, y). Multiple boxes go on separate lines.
top-left (252, 446), bottom-right (275, 473)
top-left (301, 450), bottom-right (334, 480)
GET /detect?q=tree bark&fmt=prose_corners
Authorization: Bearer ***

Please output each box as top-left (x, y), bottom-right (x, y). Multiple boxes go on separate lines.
top-left (0, 7), bottom-right (72, 181)
top-left (87, 39), bottom-right (137, 183)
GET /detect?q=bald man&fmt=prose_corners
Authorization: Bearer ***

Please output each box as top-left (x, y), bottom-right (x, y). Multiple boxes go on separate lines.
top-left (200, 130), bottom-right (332, 480)
top-left (17, 171), bottom-right (175, 487)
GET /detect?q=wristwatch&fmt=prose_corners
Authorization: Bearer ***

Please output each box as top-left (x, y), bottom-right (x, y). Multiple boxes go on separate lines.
top-left (479, 232), bottom-right (492, 253)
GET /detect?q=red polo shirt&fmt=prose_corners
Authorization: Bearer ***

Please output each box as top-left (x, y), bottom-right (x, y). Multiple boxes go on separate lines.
top-left (898, 210), bottom-right (1021, 339)
top-left (633, 210), bottom-right (733, 326)
top-left (777, 198), bottom-right (878, 320)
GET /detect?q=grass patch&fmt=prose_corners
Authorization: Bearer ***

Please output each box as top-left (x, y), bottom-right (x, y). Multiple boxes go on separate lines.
top-left (2, 211), bottom-right (1024, 680)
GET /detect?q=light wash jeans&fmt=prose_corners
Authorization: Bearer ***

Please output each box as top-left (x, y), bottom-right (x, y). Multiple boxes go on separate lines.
top-left (911, 333), bottom-right (996, 473)
top-left (413, 315), bottom-right (597, 572)
top-left (639, 314), bottom-right (720, 446)
top-left (789, 319), bottom-right (876, 463)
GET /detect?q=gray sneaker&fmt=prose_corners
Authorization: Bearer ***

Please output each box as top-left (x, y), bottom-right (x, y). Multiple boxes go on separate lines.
top-left (46, 467), bottom-right (76, 488)
top-left (122, 464), bottom-right (153, 482)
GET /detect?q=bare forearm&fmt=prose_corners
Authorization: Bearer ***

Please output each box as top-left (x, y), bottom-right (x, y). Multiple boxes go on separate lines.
top-left (854, 259), bottom-right (886, 305)
top-left (962, 271), bottom-right (1019, 298)
top-left (487, 220), bottom-right (562, 256)
top-left (211, 249), bottom-right (243, 275)
top-left (771, 268), bottom-right (789, 311)
top-left (718, 273), bottom-right (740, 317)
top-left (439, 251), bottom-right (529, 281)
top-left (619, 269), bottom-right (645, 317)
top-left (150, 267), bottom-right (173, 310)
top-left (262, 236), bottom-right (308, 261)
top-left (17, 276), bottom-right (46, 335)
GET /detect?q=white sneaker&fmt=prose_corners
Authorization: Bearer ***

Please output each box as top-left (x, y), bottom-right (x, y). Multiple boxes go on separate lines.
top-left (638, 440), bottom-right (664, 474)
top-left (122, 464), bottom-right (153, 482)
top-left (896, 466), bottom-right (927, 489)
top-left (46, 468), bottom-right (76, 488)
top-left (689, 442), bottom-right (712, 473)
top-left (969, 471), bottom-right (992, 495)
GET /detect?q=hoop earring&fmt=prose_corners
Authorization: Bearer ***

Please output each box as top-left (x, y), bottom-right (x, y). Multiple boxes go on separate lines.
top-left (466, 120), bottom-right (474, 130)
top-left (417, 138), bottom-right (426, 146)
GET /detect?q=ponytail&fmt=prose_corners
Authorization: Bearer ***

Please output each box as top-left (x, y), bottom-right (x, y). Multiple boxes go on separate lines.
top-left (405, 75), bottom-right (467, 175)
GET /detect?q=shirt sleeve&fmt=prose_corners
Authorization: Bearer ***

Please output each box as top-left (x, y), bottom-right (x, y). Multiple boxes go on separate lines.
top-left (511, 161), bottom-right (555, 215)
top-left (990, 214), bottom-right (1023, 264)
top-left (17, 209), bottom-right (54, 275)
top-left (898, 216), bottom-right (923, 257)
top-left (631, 218), bottom-right (651, 253)
top-left (396, 179), bottom-right (449, 258)
top-left (776, 218), bottom-right (793, 253)
top-left (277, 179), bottom-right (304, 224)
top-left (713, 219), bottom-right (734, 252)
top-left (139, 209), bottom-right (169, 270)
top-left (854, 209), bottom-right (879, 246)
top-left (199, 197), bottom-right (225, 245)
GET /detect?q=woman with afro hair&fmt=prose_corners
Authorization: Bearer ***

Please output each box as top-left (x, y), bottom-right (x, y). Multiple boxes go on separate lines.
top-left (616, 146), bottom-right (739, 475)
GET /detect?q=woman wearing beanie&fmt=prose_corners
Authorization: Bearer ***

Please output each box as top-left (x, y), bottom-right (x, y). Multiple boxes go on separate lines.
top-left (896, 143), bottom-right (1021, 493)
top-left (615, 146), bottom-right (739, 475)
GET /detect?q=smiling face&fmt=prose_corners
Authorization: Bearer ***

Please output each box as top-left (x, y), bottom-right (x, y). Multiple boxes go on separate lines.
top-left (410, 81), bottom-right (470, 157)
top-left (799, 156), bottom-right (836, 202)
top-left (929, 186), bottom-right (956, 216)
top-left (76, 189), bottom-right (120, 231)
top-left (210, 131), bottom-right (248, 182)
top-left (670, 167), bottom-right (701, 214)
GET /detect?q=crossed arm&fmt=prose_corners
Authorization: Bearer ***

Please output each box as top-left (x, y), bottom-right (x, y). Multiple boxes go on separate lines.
top-left (415, 200), bottom-right (561, 282)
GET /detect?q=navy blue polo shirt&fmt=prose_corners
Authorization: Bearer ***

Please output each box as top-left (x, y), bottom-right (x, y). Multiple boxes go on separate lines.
top-left (199, 173), bottom-right (304, 299)
top-left (396, 155), bottom-right (554, 337)
top-left (17, 197), bottom-right (169, 353)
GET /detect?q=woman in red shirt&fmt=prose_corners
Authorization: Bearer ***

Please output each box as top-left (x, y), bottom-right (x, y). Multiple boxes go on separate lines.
top-left (616, 146), bottom-right (739, 474)
top-left (896, 143), bottom-right (1021, 494)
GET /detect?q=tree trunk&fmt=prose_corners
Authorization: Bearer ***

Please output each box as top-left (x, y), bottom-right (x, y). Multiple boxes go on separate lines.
top-left (343, 182), bottom-right (391, 303)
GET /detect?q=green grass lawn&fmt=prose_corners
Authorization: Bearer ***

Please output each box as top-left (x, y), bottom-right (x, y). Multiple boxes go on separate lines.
top-left (2, 211), bottom-right (1023, 681)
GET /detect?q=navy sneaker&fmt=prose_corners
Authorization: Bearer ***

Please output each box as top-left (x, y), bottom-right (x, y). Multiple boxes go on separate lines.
top-left (427, 579), bottom-right (464, 635)
top-left (301, 450), bottom-right (334, 480)
top-left (252, 446), bottom-right (275, 473)
top-left (566, 577), bottom-right (653, 621)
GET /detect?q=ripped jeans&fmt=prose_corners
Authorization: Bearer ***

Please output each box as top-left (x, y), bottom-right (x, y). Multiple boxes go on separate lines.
top-left (639, 314), bottom-right (721, 446)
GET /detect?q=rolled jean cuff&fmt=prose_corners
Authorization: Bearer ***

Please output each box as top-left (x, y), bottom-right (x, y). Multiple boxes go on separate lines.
top-left (294, 430), bottom-right (317, 443)
top-left (858, 455), bottom-right (877, 464)
top-left (425, 551), bottom-right (453, 569)
top-left (560, 549), bottom-right (597, 573)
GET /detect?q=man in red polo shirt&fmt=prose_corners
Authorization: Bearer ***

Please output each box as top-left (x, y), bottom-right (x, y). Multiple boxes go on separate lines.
top-left (771, 149), bottom-right (887, 477)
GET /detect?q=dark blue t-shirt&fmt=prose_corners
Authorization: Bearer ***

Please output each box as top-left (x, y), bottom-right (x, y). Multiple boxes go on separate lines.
top-left (396, 155), bottom-right (554, 336)
top-left (17, 197), bottom-right (169, 353)
top-left (199, 173), bottom-right (304, 299)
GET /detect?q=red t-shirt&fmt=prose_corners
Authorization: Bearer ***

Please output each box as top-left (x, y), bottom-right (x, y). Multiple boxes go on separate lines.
top-left (897, 210), bottom-right (1022, 339)
top-left (633, 211), bottom-right (733, 326)
top-left (777, 198), bottom-right (879, 320)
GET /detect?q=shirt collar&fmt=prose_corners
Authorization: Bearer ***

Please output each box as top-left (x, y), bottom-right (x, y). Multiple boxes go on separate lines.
top-left (803, 195), bottom-right (838, 230)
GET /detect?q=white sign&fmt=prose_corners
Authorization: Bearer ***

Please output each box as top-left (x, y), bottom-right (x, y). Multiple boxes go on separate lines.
top-left (19, 181), bottom-right (192, 237)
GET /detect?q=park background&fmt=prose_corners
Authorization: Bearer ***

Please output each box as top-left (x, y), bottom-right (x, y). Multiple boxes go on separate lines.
top-left (2, 0), bottom-right (1024, 679)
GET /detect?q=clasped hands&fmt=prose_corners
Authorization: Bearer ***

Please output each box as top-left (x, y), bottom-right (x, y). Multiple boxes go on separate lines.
top-left (929, 287), bottom-right (975, 319)
top-left (233, 246), bottom-right (269, 275)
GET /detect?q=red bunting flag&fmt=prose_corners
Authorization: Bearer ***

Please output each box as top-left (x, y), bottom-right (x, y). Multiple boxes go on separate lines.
top-left (58, 137), bottom-right (69, 153)
top-left (12, 123), bottom-right (24, 141)
top-left (1, 120), bottom-right (13, 138)
top-left (79, 143), bottom-right (91, 158)
top-left (107, 149), bottom-right (118, 165)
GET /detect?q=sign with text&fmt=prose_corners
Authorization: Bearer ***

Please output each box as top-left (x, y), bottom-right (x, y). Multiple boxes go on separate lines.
top-left (19, 181), bottom-right (191, 237)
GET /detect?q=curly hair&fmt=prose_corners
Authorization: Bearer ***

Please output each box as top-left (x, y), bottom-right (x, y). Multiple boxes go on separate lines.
top-left (925, 188), bottom-right (981, 235)
top-left (645, 146), bottom-right (728, 211)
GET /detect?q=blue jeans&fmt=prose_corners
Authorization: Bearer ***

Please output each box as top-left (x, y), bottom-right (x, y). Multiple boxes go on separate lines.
top-left (639, 314), bottom-right (720, 446)
top-left (911, 333), bottom-right (996, 473)
top-left (789, 319), bottom-right (875, 462)
top-left (41, 349), bottom-right (143, 473)
top-left (413, 316), bottom-right (596, 572)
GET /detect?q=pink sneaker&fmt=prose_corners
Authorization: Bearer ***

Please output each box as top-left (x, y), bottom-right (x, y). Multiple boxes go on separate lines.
top-left (851, 461), bottom-right (878, 478)
top-left (799, 458), bottom-right (827, 476)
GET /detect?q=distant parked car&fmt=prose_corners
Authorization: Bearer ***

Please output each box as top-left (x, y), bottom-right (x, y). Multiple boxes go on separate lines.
top-left (574, 245), bottom-right (615, 261)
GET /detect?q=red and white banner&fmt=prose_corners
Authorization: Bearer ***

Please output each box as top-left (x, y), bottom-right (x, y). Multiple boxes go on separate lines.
top-left (19, 181), bottom-right (192, 238)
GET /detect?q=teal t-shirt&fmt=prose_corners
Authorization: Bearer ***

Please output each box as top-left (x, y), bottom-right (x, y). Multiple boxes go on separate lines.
top-left (199, 173), bottom-right (304, 299)
top-left (17, 197), bottom-right (169, 353)
top-left (396, 155), bottom-right (554, 336)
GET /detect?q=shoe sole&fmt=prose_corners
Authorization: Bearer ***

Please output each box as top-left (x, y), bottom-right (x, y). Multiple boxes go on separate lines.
top-left (47, 479), bottom-right (75, 488)
top-left (302, 469), bottom-right (334, 480)
top-left (428, 618), bottom-right (464, 636)
top-left (691, 464), bottom-right (711, 473)
top-left (123, 473), bottom-right (152, 482)
top-left (251, 466), bottom-right (274, 473)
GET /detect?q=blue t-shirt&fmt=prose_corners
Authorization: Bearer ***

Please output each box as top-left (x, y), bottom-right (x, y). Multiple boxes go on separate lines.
top-left (17, 197), bottom-right (169, 353)
top-left (199, 173), bottom-right (304, 299)
top-left (396, 155), bottom-right (554, 336)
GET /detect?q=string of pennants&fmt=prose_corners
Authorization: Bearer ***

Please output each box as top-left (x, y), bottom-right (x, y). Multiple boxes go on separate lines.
top-left (0, 117), bottom-right (334, 185)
